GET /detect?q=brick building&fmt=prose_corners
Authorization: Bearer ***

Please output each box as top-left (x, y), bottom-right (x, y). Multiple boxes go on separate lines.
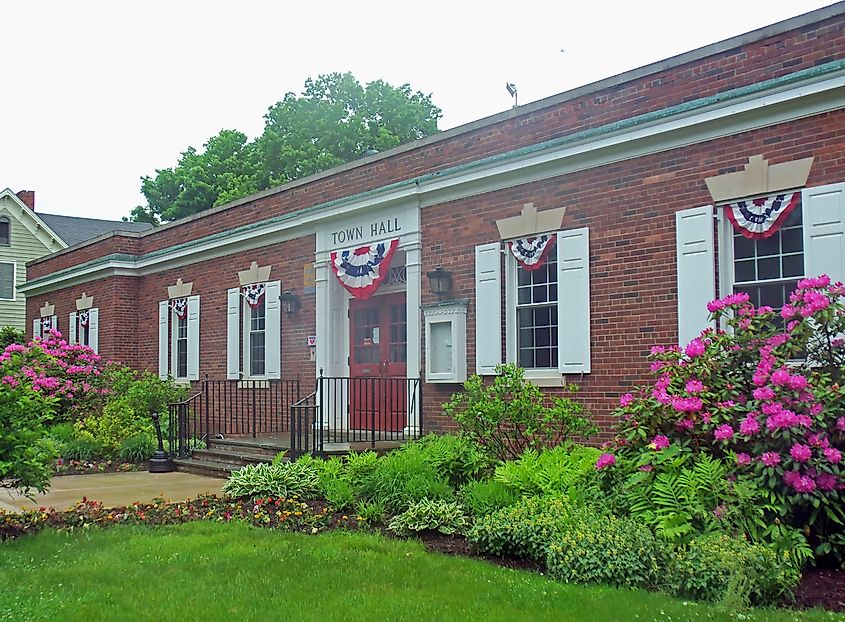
top-left (21, 4), bottom-right (845, 441)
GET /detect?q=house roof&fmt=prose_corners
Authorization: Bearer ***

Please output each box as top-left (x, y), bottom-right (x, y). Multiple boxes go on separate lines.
top-left (37, 213), bottom-right (152, 247)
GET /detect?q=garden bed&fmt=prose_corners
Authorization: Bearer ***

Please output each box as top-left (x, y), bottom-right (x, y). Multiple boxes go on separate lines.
top-left (52, 459), bottom-right (146, 476)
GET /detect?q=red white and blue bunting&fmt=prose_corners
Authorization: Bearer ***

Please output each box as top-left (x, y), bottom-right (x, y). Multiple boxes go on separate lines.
top-left (509, 235), bottom-right (555, 271)
top-left (78, 310), bottom-right (90, 328)
top-left (330, 238), bottom-right (400, 300)
top-left (241, 283), bottom-right (266, 309)
top-left (171, 298), bottom-right (188, 319)
top-left (40, 317), bottom-right (53, 333)
top-left (723, 192), bottom-right (801, 240)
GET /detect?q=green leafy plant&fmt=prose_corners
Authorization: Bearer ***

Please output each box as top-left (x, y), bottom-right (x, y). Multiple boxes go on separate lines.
top-left (118, 432), bottom-right (156, 462)
top-left (444, 364), bottom-right (597, 461)
top-left (223, 461), bottom-right (320, 500)
top-left (493, 444), bottom-right (600, 499)
top-left (387, 499), bottom-right (470, 537)
top-left (0, 381), bottom-right (57, 496)
top-left (356, 500), bottom-right (387, 525)
top-left (545, 508), bottom-right (668, 590)
top-left (468, 496), bottom-right (574, 562)
top-left (0, 326), bottom-right (25, 350)
top-left (60, 436), bottom-right (102, 461)
top-left (78, 399), bottom-right (153, 457)
top-left (669, 534), bottom-right (800, 607)
top-left (408, 434), bottom-right (490, 486)
top-left (458, 479), bottom-right (519, 517)
top-left (356, 447), bottom-right (453, 513)
top-left (343, 450), bottom-right (380, 482)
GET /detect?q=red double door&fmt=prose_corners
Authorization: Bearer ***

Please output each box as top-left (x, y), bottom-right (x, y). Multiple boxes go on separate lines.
top-left (348, 292), bottom-right (407, 432)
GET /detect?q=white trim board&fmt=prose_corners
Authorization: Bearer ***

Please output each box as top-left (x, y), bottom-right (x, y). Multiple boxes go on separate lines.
top-left (20, 71), bottom-right (845, 296)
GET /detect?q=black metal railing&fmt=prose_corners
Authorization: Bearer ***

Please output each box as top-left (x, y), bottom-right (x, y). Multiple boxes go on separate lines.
top-left (289, 371), bottom-right (423, 457)
top-left (167, 376), bottom-right (301, 458)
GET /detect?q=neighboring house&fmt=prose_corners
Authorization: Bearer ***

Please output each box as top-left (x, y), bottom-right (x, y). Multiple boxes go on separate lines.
top-left (0, 188), bottom-right (151, 333)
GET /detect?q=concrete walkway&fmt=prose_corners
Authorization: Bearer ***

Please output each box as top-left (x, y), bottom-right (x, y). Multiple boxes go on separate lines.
top-left (0, 471), bottom-right (225, 513)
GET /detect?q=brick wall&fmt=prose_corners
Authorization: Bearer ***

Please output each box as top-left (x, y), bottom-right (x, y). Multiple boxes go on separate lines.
top-left (27, 10), bottom-right (845, 280)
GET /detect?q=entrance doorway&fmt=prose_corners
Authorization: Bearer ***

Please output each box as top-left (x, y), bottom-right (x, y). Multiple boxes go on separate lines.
top-left (348, 291), bottom-right (407, 431)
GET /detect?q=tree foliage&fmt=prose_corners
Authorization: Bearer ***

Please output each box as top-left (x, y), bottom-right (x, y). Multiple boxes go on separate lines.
top-left (130, 73), bottom-right (441, 224)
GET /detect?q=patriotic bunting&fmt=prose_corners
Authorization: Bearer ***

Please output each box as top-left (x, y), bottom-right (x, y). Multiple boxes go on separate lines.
top-left (40, 317), bottom-right (53, 332)
top-left (171, 298), bottom-right (188, 319)
top-left (723, 192), bottom-right (800, 240)
top-left (330, 238), bottom-right (400, 300)
top-left (78, 310), bottom-right (90, 328)
top-left (241, 283), bottom-right (266, 309)
top-left (509, 235), bottom-right (555, 271)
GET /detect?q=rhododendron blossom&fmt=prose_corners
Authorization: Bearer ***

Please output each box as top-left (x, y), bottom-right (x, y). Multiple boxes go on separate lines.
top-left (595, 453), bottom-right (616, 469)
top-left (650, 435), bottom-right (670, 451)
top-left (790, 443), bottom-right (812, 463)
top-left (713, 424), bottom-right (734, 441)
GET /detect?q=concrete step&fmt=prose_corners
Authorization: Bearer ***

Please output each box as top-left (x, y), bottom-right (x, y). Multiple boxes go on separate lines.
top-left (173, 458), bottom-right (235, 479)
top-left (192, 448), bottom-right (275, 467)
top-left (207, 437), bottom-right (291, 458)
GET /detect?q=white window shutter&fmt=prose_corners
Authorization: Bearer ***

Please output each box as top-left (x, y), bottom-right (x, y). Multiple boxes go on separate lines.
top-left (158, 300), bottom-right (169, 379)
top-left (265, 281), bottom-right (282, 379)
top-left (187, 295), bottom-right (200, 381)
top-left (475, 242), bottom-right (502, 375)
top-left (557, 228), bottom-right (591, 374)
top-left (676, 206), bottom-right (715, 346)
top-left (32, 318), bottom-right (40, 340)
top-left (50, 316), bottom-right (57, 332)
top-left (226, 287), bottom-right (241, 380)
top-left (803, 182), bottom-right (845, 285)
top-left (88, 309), bottom-right (99, 354)
top-left (69, 312), bottom-right (77, 345)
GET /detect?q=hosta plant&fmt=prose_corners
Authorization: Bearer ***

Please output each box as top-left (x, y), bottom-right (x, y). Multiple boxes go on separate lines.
top-left (387, 499), bottom-right (470, 537)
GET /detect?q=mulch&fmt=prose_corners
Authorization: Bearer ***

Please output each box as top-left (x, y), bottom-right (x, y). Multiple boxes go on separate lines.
top-left (52, 460), bottom-right (147, 476)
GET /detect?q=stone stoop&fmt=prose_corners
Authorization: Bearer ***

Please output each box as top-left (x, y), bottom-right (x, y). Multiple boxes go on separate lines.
top-left (172, 437), bottom-right (291, 479)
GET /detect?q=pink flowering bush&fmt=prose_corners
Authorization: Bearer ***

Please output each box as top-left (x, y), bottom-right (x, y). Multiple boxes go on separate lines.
top-left (0, 329), bottom-right (109, 422)
top-left (603, 276), bottom-right (845, 563)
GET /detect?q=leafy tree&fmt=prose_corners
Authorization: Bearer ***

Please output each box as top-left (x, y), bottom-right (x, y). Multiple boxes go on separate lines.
top-left (131, 73), bottom-right (441, 224)
top-left (0, 326), bottom-right (25, 351)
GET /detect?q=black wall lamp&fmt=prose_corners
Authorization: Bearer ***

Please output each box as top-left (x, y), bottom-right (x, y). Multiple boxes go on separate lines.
top-left (426, 267), bottom-right (453, 297)
top-left (281, 290), bottom-right (300, 314)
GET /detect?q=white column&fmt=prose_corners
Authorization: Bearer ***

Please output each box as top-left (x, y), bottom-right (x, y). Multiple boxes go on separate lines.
top-left (314, 258), bottom-right (330, 379)
top-left (404, 242), bottom-right (422, 436)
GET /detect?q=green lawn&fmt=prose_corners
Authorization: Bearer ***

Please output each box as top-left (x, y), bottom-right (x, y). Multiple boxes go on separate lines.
top-left (0, 523), bottom-right (841, 622)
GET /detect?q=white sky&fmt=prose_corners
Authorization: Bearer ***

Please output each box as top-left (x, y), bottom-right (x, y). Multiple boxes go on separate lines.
top-left (1, 0), bottom-right (836, 221)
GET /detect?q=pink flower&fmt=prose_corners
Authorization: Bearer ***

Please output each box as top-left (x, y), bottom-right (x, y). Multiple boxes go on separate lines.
top-left (595, 453), bottom-right (616, 470)
top-left (740, 416), bottom-right (760, 436)
top-left (735, 452), bottom-right (752, 466)
top-left (685, 339), bottom-right (706, 358)
top-left (771, 369), bottom-right (791, 386)
top-left (677, 418), bottom-right (694, 431)
top-left (684, 379), bottom-right (705, 394)
top-left (752, 387), bottom-right (775, 401)
top-left (824, 447), bottom-right (842, 464)
top-left (817, 473), bottom-right (838, 491)
top-left (836, 417), bottom-right (845, 432)
top-left (760, 452), bottom-right (781, 467)
top-left (790, 444), bottom-right (812, 463)
top-left (650, 435), bottom-right (670, 451)
top-left (714, 424), bottom-right (734, 441)
top-left (798, 275), bottom-right (831, 290)
top-left (671, 396), bottom-right (704, 413)
top-left (788, 375), bottom-right (809, 390)
top-left (619, 393), bottom-right (634, 407)
top-left (639, 464), bottom-right (653, 472)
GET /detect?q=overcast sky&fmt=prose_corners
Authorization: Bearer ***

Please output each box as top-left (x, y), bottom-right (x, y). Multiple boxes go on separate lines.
top-left (2, 1), bottom-right (836, 221)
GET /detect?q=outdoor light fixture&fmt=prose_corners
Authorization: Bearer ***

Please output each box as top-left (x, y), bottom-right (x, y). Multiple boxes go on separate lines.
top-left (426, 266), bottom-right (453, 296)
top-left (280, 290), bottom-right (300, 315)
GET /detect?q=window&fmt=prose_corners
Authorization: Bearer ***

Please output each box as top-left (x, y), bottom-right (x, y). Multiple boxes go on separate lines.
top-left (226, 281), bottom-right (281, 380)
top-left (69, 309), bottom-right (99, 353)
top-left (246, 297), bottom-right (266, 377)
top-left (0, 217), bottom-right (10, 246)
top-left (157, 296), bottom-right (200, 381)
top-left (0, 262), bottom-right (14, 301)
top-left (731, 201), bottom-right (804, 312)
top-left (515, 252), bottom-right (558, 369)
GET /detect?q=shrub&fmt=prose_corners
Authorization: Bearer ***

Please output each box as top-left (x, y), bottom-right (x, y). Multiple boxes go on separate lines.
top-left (459, 479), bottom-right (519, 517)
top-left (118, 432), bottom-right (156, 462)
top-left (356, 447), bottom-right (452, 513)
top-left (78, 399), bottom-right (153, 457)
top-left (604, 277), bottom-right (845, 560)
top-left (545, 508), bottom-right (668, 590)
top-left (493, 444), bottom-right (600, 499)
top-left (468, 496), bottom-right (574, 561)
top-left (356, 499), bottom-right (387, 524)
top-left (0, 326), bottom-right (25, 350)
top-left (61, 436), bottom-right (102, 461)
top-left (669, 534), bottom-right (800, 607)
top-left (0, 329), bottom-right (108, 422)
top-left (444, 364), bottom-right (597, 461)
top-left (223, 461), bottom-right (320, 499)
top-left (0, 379), bottom-right (57, 496)
top-left (344, 450), bottom-right (380, 482)
top-left (387, 499), bottom-right (470, 537)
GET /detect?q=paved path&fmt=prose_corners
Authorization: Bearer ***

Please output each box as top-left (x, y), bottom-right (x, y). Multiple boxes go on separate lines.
top-left (0, 471), bottom-right (225, 513)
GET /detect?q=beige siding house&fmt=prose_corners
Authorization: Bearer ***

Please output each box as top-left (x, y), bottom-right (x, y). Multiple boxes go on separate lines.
top-left (0, 188), bottom-right (152, 332)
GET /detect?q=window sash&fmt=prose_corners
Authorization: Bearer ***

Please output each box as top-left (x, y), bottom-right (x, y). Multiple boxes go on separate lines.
top-left (513, 252), bottom-right (559, 370)
top-left (244, 298), bottom-right (267, 377)
top-left (0, 262), bottom-right (14, 301)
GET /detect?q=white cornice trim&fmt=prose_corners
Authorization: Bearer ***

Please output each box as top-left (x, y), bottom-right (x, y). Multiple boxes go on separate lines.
top-left (0, 189), bottom-right (68, 251)
top-left (20, 71), bottom-right (845, 296)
